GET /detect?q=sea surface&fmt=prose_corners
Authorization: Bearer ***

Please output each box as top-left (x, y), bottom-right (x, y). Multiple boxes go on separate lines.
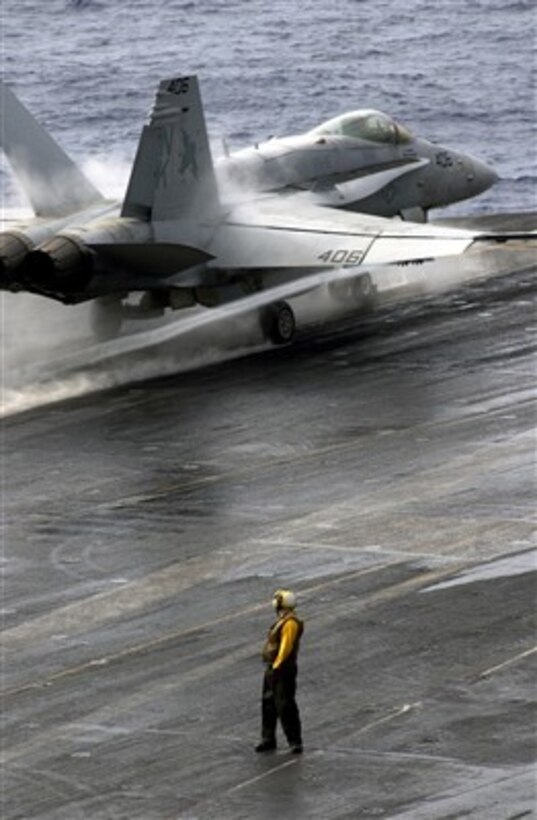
top-left (1, 0), bottom-right (536, 214)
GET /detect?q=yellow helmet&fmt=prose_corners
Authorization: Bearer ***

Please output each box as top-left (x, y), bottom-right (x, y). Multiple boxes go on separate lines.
top-left (273, 589), bottom-right (296, 611)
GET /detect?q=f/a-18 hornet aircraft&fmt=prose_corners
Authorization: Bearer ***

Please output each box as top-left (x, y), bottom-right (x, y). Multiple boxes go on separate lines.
top-left (0, 74), bottom-right (514, 344)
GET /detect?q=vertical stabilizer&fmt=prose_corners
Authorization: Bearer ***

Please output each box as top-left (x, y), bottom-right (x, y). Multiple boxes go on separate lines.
top-left (121, 76), bottom-right (220, 222)
top-left (0, 81), bottom-right (104, 216)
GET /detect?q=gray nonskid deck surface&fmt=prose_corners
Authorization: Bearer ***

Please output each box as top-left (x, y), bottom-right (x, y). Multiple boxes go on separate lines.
top-left (2, 245), bottom-right (536, 818)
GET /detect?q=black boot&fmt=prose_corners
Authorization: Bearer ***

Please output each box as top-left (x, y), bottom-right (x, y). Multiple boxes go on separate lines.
top-left (255, 740), bottom-right (276, 752)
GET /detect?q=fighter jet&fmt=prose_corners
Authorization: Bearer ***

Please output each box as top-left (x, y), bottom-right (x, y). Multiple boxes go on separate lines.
top-left (216, 110), bottom-right (497, 223)
top-left (0, 75), bottom-right (520, 344)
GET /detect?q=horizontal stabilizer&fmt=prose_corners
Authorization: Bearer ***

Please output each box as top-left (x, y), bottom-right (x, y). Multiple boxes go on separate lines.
top-left (88, 241), bottom-right (214, 275)
top-left (0, 81), bottom-right (104, 216)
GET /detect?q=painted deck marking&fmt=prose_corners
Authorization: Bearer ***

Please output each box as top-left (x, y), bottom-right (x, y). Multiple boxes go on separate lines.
top-left (479, 645), bottom-right (537, 679)
top-left (225, 759), bottom-right (298, 795)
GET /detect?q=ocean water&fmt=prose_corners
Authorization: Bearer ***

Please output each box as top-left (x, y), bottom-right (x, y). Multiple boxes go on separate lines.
top-left (1, 0), bottom-right (536, 215)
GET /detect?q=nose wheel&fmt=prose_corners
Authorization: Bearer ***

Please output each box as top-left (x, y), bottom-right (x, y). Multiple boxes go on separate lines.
top-left (261, 300), bottom-right (296, 345)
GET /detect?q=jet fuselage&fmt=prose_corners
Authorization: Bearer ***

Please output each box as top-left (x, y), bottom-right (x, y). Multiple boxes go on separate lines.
top-left (216, 109), bottom-right (497, 219)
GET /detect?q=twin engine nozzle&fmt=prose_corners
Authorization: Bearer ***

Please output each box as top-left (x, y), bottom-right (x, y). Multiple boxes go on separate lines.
top-left (25, 235), bottom-right (94, 293)
top-left (0, 217), bottom-right (150, 299)
top-left (0, 230), bottom-right (94, 296)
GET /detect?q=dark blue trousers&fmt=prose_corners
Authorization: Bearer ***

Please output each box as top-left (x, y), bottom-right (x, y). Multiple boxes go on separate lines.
top-left (261, 664), bottom-right (302, 747)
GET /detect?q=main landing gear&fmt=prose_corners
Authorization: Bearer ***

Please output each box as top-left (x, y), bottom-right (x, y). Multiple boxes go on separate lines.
top-left (328, 272), bottom-right (376, 312)
top-left (260, 300), bottom-right (296, 345)
top-left (89, 294), bottom-right (298, 346)
top-left (90, 297), bottom-right (123, 341)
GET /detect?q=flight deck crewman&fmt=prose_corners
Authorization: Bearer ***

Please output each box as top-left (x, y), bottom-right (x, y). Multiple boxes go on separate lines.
top-left (255, 588), bottom-right (304, 754)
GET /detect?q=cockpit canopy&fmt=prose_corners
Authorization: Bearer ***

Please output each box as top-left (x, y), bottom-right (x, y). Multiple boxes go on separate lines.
top-left (311, 109), bottom-right (413, 145)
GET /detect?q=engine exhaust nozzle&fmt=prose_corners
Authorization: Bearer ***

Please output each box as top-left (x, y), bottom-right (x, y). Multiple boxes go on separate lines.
top-left (0, 231), bottom-right (33, 288)
top-left (23, 235), bottom-right (94, 293)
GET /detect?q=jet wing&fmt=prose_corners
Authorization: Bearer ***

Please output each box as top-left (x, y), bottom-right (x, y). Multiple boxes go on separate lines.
top-left (193, 199), bottom-right (476, 270)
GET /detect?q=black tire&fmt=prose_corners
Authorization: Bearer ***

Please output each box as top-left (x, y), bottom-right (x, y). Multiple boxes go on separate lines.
top-left (351, 273), bottom-right (375, 310)
top-left (90, 298), bottom-right (123, 341)
top-left (261, 301), bottom-right (296, 345)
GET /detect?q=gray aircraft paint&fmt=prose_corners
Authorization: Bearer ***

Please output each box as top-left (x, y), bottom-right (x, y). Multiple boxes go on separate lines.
top-left (0, 75), bottom-right (527, 340)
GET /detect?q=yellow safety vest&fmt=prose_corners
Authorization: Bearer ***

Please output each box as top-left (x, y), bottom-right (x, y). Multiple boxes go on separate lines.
top-left (261, 612), bottom-right (304, 666)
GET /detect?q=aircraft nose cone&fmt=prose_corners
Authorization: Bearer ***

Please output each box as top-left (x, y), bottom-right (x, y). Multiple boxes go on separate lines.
top-left (468, 157), bottom-right (499, 194)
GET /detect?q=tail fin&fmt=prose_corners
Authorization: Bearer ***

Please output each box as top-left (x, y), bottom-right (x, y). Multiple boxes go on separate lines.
top-left (121, 75), bottom-right (220, 222)
top-left (0, 81), bottom-right (104, 216)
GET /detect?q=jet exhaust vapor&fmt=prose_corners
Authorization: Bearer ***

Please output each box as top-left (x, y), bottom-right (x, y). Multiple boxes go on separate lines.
top-left (0, 74), bottom-right (531, 347)
top-left (3, 236), bottom-right (534, 418)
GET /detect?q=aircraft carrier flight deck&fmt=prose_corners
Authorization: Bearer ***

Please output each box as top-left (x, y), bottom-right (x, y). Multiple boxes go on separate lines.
top-left (2, 216), bottom-right (536, 820)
